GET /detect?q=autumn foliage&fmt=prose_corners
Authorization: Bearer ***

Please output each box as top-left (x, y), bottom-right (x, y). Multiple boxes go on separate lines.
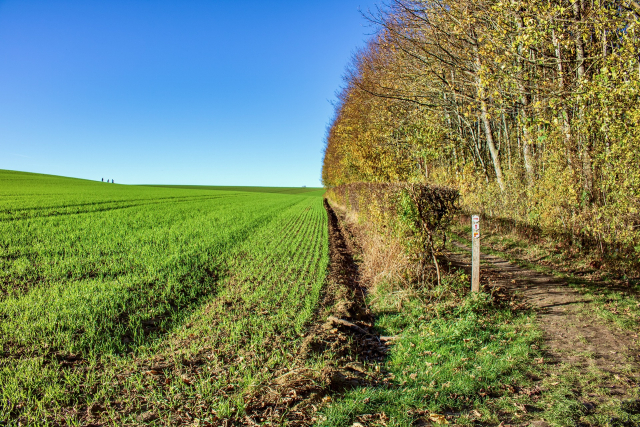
top-left (327, 183), bottom-right (459, 285)
top-left (323, 0), bottom-right (640, 258)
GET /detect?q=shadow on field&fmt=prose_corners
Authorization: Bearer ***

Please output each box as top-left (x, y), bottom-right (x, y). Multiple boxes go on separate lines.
top-left (115, 266), bottom-right (226, 352)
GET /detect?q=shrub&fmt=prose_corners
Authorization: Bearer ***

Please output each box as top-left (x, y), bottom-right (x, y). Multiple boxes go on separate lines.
top-left (326, 182), bottom-right (459, 285)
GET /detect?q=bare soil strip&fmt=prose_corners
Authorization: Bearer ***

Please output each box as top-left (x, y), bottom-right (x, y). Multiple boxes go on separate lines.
top-left (299, 200), bottom-right (387, 388)
top-left (238, 200), bottom-right (387, 426)
top-left (449, 242), bottom-right (640, 410)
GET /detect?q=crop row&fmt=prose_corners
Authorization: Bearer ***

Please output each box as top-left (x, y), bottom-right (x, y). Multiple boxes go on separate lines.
top-left (0, 171), bottom-right (328, 424)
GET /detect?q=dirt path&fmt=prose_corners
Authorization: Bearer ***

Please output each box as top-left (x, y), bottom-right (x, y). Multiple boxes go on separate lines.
top-left (448, 242), bottom-right (640, 407)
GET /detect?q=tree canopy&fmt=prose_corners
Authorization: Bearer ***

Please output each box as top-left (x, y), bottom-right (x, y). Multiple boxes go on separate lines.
top-left (323, 0), bottom-right (640, 253)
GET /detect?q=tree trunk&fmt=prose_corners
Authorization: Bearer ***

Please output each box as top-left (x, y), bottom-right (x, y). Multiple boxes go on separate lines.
top-left (475, 52), bottom-right (505, 190)
top-left (513, 5), bottom-right (535, 185)
top-left (573, 0), bottom-right (594, 199)
top-left (552, 28), bottom-right (575, 167)
top-left (480, 99), bottom-right (505, 190)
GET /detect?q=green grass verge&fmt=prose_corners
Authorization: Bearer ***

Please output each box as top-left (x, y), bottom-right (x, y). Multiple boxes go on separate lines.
top-left (447, 225), bottom-right (640, 426)
top-left (318, 271), bottom-right (543, 426)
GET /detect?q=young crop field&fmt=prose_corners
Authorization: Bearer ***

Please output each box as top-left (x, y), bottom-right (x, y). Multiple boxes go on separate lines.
top-left (147, 185), bottom-right (325, 196)
top-left (0, 170), bottom-right (328, 425)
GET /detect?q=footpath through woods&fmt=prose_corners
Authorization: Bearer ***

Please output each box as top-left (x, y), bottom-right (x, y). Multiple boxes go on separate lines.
top-left (449, 241), bottom-right (640, 423)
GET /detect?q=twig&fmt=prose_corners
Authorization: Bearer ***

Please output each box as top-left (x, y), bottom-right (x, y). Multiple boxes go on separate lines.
top-left (326, 316), bottom-right (381, 344)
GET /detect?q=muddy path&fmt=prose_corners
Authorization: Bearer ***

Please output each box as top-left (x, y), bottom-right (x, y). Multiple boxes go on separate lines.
top-left (447, 242), bottom-right (640, 406)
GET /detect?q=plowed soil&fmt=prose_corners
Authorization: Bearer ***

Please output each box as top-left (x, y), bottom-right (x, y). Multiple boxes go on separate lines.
top-left (234, 200), bottom-right (388, 426)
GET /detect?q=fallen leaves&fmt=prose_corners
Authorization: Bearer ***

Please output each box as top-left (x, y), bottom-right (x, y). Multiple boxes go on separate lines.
top-left (429, 413), bottom-right (449, 424)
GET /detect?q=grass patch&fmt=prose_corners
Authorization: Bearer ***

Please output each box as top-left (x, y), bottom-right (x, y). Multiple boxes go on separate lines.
top-left (319, 271), bottom-right (543, 426)
top-left (447, 223), bottom-right (640, 426)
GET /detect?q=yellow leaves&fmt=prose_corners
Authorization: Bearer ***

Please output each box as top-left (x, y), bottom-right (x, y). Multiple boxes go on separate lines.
top-left (322, 0), bottom-right (640, 253)
top-left (429, 413), bottom-right (449, 424)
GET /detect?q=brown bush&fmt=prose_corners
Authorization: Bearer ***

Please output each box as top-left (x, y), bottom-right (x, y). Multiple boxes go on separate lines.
top-left (326, 182), bottom-right (459, 286)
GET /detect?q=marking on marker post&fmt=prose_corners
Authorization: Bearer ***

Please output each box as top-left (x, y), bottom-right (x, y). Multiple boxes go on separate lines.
top-left (471, 215), bottom-right (480, 292)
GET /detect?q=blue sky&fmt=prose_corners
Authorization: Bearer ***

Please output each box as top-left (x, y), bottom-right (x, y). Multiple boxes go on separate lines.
top-left (0, 0), bottom-right (380, 186)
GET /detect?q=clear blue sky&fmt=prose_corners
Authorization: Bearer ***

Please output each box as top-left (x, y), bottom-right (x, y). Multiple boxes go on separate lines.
top-left (0, 0), bottom-right (379, 186)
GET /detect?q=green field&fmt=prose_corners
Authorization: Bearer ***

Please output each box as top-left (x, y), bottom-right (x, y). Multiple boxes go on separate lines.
top-left (146, 184), bottom-right (325, 196)
top-left (0, 170), bottom-right (328, 425)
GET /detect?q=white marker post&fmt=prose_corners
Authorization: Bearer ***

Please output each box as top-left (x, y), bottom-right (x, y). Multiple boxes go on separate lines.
top-left (471, 215), bottom-right (480, 292)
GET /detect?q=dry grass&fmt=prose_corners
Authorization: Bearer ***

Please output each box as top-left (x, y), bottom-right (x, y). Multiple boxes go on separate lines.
top-left (328, 201), bottom-right (414, 294)
top-left (359, 228), bottom-right (409, 290)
